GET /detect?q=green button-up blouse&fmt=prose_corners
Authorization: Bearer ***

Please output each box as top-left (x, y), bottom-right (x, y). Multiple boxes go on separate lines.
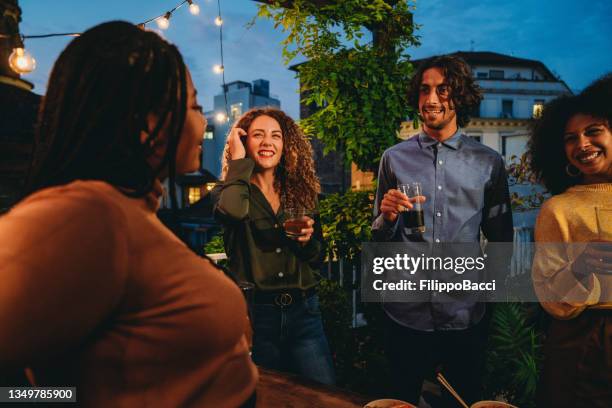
top-left (212, 158), bottom-right (322, 290)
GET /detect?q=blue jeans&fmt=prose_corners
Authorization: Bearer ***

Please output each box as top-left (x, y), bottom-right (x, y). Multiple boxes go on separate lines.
top-left (252, 294), bottom-right (336, 385)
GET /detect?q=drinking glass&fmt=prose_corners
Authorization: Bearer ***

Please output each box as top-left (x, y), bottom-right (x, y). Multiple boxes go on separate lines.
top-left (282, 208), bottom-right (314, 238)
top-left (397, 182), bottom-right (425, 234)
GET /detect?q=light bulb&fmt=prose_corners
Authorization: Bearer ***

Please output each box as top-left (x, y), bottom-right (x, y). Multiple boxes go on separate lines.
top-left (213, 64), bottom-right (224, 74)
top-left (156, 13), bottom-right (171, 30)
top-left (214, 16), bottom-right (223, 26)
top-left (189, 3), bottom-right (200, 15)
top-left (215, 112), bottom-right (227, 123)
top-left (8, 47), bottom-right (36, 74)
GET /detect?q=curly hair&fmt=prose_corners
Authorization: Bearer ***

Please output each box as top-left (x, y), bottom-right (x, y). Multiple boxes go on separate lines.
top-left (409, 55), bottom-right (482, 128)
top-left (221, 107), bottom-right (320, 209)
top-left (528, 73), bottom-right (612, 195)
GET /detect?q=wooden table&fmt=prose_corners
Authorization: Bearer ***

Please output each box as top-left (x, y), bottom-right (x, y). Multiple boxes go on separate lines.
top-left (256, 367), bottom-right (371, 407)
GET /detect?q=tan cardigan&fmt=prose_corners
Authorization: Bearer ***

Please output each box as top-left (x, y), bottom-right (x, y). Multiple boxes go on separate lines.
top-left (533, 183), bottom-right (612, 319)
top-left (0, 180), bottom-right (257, 407)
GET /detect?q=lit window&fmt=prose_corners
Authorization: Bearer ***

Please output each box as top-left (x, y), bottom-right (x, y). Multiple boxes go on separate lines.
top-left (188, 187), bottom-right (201, 204)
top-left (204, 131), bottom-right (214, 140)
top-left (206, 182), bottom-right (216, 192)
top-left (230, 103), bottom-right (243, 121)
top-left (532, 100), bottom-right (544, 118)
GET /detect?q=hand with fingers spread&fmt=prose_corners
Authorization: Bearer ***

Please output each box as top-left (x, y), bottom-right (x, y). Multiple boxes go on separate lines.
top-left (228, 124), bottom-right (247, 160)
top-left (380, 189), bottom-right (427, 223)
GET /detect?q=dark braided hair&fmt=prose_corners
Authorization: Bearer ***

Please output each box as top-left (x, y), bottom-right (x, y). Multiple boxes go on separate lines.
top-left (27, 21), bottom-right (187, 203)
top-left (409, 55), bottom-right (482, 128)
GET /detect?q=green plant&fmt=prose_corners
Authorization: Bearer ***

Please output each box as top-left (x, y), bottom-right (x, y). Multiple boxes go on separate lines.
top-left (319, 189), bottom-right (374, 260)
top-left (204, 233), bottom-right (228, 267)
top-left (204, 233), bottom-right (225, 254)
top-left (254, 0), bottom-right (419, 172)
top-left (484, 303), bottom-right (545, 407)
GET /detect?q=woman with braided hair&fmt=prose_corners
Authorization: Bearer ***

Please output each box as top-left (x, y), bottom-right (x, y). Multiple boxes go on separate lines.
top-left (214, 107), bottom-right (336, 385)
top-left (0, 21), bottom-right (257, 407)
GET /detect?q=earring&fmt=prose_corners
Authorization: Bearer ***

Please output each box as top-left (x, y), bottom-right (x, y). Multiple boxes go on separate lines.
top-left (565, 163), bottom-right (581, 177)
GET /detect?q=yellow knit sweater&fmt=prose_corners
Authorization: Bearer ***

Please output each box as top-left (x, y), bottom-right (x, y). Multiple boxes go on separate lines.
top-left (533, 183), bottom-right (612, 319)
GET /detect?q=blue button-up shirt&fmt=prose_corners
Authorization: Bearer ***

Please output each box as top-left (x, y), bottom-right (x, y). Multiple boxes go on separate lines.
top-left (372, 129), bottom-right (513, 331)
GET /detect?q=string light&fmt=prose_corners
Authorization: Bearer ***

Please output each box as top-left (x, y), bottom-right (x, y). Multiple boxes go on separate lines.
top-left (156, 12), bottom-right (171, 30)
top-left (188, 1), bottom-right (201, 16)
top-left (8, 47), bottom-right (36, 74)
top-left (215, 112), bottom-right (228, 123)
top-left (216, 0), bottom-right (229, 122)
top-left (3, 0), bottom-right (227, 85)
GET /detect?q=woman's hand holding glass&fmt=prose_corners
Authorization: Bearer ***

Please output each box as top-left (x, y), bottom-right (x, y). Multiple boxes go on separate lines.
top-left (282, 208), bottom-right (315, 244)
top-left (293, 216), bottom-right (315, 244)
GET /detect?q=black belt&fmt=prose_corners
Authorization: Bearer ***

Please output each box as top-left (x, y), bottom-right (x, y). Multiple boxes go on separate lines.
top-left (253, 287), bottom-right (317, 306)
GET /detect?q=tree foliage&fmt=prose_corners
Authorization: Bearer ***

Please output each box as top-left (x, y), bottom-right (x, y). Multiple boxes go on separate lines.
top-left (255, 0), bottom-right (420, 172)
top-left (319, 189), bottom-right (374, 260)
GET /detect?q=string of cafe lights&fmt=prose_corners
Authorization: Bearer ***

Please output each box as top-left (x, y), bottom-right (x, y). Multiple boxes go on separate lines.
top-left (1, 0), bottom-right (230, 120)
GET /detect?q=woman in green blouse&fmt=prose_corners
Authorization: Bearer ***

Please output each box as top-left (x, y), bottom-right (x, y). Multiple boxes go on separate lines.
top-left (213, 107), bottom-right (335, 385)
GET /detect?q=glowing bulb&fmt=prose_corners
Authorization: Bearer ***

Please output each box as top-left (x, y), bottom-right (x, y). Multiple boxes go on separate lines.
top-left (214, 16), bottom-right (223, 26)
top-left (213, 64), bottom-right (224, 74)
top-left (215, 112), bottom-right (227, 123)
top-left (156, 13), bottom-right (171, 30)
top-left (189, 2), bottom-right (200, 15)
top-left (8, 47), bottom-right (36, 74)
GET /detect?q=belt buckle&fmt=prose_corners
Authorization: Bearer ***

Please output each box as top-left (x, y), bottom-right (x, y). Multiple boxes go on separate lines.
top-left (274, 293), bottom-right (293, 307)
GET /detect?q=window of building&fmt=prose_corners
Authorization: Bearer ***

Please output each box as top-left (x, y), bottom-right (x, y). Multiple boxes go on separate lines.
top-left (476, 72), bottom-right (488, 79)
top-left (501, 100), bottom-right (513, 118)
top-left (502, 134), bottom-right (528, 161)
top-left (532, 99), bottom-right (545, 118)
top-left (187, 187), bottom-right (202, 204)
top-left (204, 130), bottom-right (214, 140)
top-left (489, 70), bottom-right (505, 79)
top-left (205, 182), bottom-right (216, 192)
top-left (230, 103), bottom-right (243, 121)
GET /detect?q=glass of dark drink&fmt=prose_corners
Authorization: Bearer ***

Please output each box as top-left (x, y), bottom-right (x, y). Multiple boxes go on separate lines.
top-left (397, 182), bottom-right (425, 234)
top-left (282, 208), bottom-right (313, 238)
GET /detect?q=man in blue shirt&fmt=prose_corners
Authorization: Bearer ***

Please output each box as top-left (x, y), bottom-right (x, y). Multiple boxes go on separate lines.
top-left (372, 55), bottom-right (514, 405)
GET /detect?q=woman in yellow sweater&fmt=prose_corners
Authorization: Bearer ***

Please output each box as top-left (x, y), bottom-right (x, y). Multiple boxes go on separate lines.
top-left (529, 74), bottom-right (611, 407)
top-left (0, 22), bottom-right (257, 407)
